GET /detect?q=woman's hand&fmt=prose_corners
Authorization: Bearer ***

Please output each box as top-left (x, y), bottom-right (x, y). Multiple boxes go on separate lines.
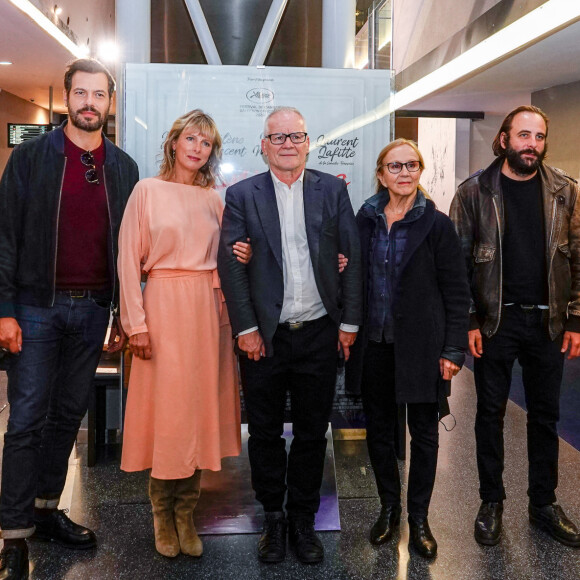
top-left (129, 332), bottom-right (152, 360)
top-left (338, 253), bottom-right (348, 273)
top-left (233, 238), bottom-right (252, 264)
top-left (107, 316), bottom-right (127, 354)
top-left (439, 357), bottom-right (460, 380)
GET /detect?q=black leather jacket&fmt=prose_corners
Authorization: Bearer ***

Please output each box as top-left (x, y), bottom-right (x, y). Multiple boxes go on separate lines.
top-left (450, 157), bottom-right (580, 339)
top-left (0, 122), bottom-right (139, 317)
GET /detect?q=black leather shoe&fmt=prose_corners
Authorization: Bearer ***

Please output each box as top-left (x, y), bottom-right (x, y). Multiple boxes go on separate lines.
top-left (529, 504), bottom-right (580, 547)
top-left (474, 502), bottom-right (503, 546)
top-left (0, 543), bottom-right (29, 580)
top-left (289, 519), bottom-right (324, 564)
top-left (257, 512), bottom-right (287, 563)
top-left (408, 516), bottom-right (437, 558)
top-left (31, 509), bottom-right (97, 549)
top-left (370, 505), bottom-right (401, 545)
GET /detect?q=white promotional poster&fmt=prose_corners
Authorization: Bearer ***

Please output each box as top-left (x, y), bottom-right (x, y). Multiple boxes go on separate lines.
top-left (124, 64), bottom-right (391, 211)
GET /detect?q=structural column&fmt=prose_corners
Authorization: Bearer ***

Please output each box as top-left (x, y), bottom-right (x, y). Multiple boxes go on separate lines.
top-left (115, 0), bottom-right (151, 148)
top-left (322, 0), bottom-right (356, 68)
top-left (116, 0), bottom-right (151, 64)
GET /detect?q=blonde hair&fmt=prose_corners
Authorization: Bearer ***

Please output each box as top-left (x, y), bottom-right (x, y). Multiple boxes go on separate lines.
top-left (159, 109), bottom-right (222, 187)
top-left (374, 138), bottom-right (426, 194)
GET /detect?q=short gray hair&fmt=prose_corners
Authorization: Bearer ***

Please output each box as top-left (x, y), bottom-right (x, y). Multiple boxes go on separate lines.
top-left (263, 106), bottom-right (307, 135)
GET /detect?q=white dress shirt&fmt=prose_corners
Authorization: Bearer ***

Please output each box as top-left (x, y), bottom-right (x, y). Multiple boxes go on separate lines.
top-left (271, 170), bottom-right (327, 323)
top-left (239, 170), bottom-right (357, 335)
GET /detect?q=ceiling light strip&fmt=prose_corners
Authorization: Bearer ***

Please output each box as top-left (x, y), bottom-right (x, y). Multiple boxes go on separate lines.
top-left (392, 0), bottom-right (580, 111)
top-left (9, 0), bottom-right (87, 58)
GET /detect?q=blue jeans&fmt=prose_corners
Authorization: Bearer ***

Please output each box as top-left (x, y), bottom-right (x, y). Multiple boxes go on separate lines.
top-left (0, 293), bottom-right (110, 537)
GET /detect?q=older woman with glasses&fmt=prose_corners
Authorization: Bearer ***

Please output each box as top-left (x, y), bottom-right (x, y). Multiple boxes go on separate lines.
top-left (118, 110), bottom-right (250, 559)
top-left (346, 138), bottom-right (470, 558)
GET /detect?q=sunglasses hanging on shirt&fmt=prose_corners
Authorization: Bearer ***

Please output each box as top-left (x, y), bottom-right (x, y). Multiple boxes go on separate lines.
top-left (80, 151), bottom-right (100, 184)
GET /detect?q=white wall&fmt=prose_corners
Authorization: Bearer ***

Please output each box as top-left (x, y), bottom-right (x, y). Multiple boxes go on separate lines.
top-left (418, 117), bottom-right (472, 215)
top-left (468, 115), bottom-right (503, 176)
top-left (533, 80), bottom-right (580, 180)
top-left (392, 0), bottom-right (500, 73)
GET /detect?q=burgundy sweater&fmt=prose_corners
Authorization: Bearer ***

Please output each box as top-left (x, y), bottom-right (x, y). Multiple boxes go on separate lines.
top-left (55, 134), bottom-right (110, 290)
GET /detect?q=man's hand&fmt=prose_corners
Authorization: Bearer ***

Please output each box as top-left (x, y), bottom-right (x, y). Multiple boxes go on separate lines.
top-left (338, 330), bottom-right (357, 362)
top-left (233, 238), bottom-right (252, 264)
top-left (238, 330), bottom-right (265, 361)
top-left (439, 357), bottom-right (461, 380)
top-left (338, 253), bottom-right (348, 273)
top-left (129, 332), bottom-right (152, 360)
top-left (561, 331), bottom-right (580, 360)
top-left (468, 329), bottom-right (483, 358)
top-left (107, 317), bottom-right (127, 354)
top-left (0, 317), bottom-right (22, 354)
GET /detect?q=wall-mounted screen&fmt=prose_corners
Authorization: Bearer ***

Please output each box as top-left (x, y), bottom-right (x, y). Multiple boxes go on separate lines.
top-left (7, 123), bottom-right (52, 147)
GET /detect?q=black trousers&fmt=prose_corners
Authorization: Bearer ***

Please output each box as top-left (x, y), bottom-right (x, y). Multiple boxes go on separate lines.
top-left (239, 316), bottom-right (338, 520)
top-left (361, 340), bottom-right (439, 520)
top-left (473, 306), bottom-right (564, 505)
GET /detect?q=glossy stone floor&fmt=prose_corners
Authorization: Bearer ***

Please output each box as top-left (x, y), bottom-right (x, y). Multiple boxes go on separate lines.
top-left (1, 368), bottom-right (579, 579)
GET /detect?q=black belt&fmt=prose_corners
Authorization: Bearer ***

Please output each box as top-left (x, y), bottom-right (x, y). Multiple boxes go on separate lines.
top-left (279, 315), bottom-right (328, 331)
top-left (504, 303), bottom-right (548, 310)
top-left (56, 289), bottom-right (111, 300)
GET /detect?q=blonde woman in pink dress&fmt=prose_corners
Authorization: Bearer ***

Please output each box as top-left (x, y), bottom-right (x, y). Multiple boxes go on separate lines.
top-left (118, 110), bottom-right (249, 558)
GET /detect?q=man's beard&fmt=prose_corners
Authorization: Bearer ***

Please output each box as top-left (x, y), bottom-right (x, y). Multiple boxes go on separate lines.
top-left (68, 105), bottom-right (108, 133)
top-left (504, 138), bottom-right (546, 177)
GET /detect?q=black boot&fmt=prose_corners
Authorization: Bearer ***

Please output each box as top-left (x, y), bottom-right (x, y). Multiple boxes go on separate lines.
top-left (529, 503), bottom-right (580, 547)
top-left (474, 501), bottom-right (503, 546)
top-left (257, 512), bottom-right (287, 563)
top-left (408, 516), bottom-right (437, 558)
top-left (0, 540), bottom-right (29, 580)
top-left (288, 518), bottom-right (324, 564)
top-left (370, 505), bottom-right (401, 545)
top-left (31, 508), bottom-right (97, 549)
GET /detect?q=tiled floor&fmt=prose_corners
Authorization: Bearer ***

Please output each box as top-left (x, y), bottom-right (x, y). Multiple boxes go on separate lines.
top-left (1, 368), bottom-right (580, 579)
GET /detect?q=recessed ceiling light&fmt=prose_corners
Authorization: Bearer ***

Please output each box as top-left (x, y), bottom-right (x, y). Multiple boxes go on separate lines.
top-left (0, 61), bottom-right (13, 65)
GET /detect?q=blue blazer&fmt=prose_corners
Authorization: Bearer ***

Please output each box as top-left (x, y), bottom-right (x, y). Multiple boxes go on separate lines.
top-left (218, 169), bottom-right (362, 355)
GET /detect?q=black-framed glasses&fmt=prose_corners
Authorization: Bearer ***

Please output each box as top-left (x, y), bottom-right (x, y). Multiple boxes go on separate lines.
top-left (80, 151), bottom-right (99, 184)
top-left (265, 132), bottom-right (308, 145)
top-left (382, 161), bottom-right (421, 174)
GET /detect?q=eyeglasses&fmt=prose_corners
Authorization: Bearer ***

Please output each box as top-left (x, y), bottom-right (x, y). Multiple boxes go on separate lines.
top-left (80, 151), bottom-right (99, 184)
top-left (382, 161), bottom-right (421, 174)
top-left (265, 132), bottom-right (308, 145)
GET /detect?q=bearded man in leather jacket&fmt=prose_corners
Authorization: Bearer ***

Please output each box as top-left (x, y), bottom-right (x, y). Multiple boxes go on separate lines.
top-left (450, 105), bottom-right (580, 549)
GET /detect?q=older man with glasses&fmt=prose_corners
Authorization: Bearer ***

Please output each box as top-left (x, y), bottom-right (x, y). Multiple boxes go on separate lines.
top-left (0, 58), bottom-right (138, 580)
top-left (218, 106), bottom-right (362, 564)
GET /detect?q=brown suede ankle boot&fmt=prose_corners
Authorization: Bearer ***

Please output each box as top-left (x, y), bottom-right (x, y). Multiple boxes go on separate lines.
top-left (173, 470), bottom-right (203, 557)
top-left (149, 476), bottom-right (180, 557)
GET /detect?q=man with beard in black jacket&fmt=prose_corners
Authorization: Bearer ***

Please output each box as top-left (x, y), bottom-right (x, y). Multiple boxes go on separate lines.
top-left (0, 58), bottom-right (138, 579)
top-left (450, 105), bottom-right (580, 549)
